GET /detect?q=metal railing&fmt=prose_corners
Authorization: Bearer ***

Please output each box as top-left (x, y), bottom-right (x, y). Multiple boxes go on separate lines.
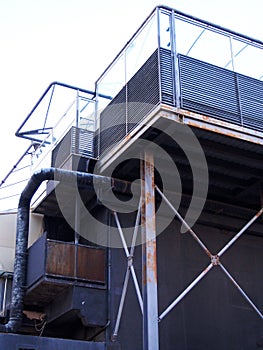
top-left (0, 145), bottom-right (34, 212)
top-left (0, 82), bottom-right (109, 211)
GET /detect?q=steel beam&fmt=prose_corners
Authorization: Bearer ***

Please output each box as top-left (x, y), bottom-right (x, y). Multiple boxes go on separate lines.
top-left (141, 151), bottom-right (159, 350)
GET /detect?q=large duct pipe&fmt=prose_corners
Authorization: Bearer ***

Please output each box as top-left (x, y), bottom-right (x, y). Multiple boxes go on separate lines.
top-left (0, 167), bottom-right (130, 333)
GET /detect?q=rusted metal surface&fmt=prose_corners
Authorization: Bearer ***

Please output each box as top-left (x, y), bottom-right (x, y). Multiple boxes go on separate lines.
top-left (160, 105), bottom-right (263, 145)
top-left (45, 240), bottom-right (106, 283)
top-left (141, 151), bottom-right (159, 350)
top-left (26, 238), bottom-right (106, 310)
top-left (77, 246), bottom-right (106, 283)
top-left (46, 241), bottom-right (75, 277)
top-left (98, 103), bottom-right (263, 175)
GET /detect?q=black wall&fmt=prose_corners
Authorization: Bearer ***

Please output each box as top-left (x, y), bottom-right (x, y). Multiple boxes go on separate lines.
top-left (109, 218), bottom-right (263, 350)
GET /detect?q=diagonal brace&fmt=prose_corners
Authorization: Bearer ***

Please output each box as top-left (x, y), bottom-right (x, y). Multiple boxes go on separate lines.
top-left (157, 186), bottom-right (263, 321)
top-left (112, 205), bottom-right (143, 340)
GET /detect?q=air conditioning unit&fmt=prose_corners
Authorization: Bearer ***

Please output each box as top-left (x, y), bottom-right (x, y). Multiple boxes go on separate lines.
top-left (51, 126), bottom-right (95, 172)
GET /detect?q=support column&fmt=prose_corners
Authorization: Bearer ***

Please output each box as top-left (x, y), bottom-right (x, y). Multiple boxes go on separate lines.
top-left (141, 151), bottom-right (159, 350)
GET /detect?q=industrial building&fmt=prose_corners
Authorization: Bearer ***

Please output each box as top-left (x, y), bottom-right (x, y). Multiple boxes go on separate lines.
top-left (0, 5), bottom-right (262, 349)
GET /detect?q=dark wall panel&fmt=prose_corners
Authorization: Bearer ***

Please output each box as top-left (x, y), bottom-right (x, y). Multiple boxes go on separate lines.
top-left (109, 219), bottom-right (263, 350)
top-left (0, 333), bottom-right (105, 350)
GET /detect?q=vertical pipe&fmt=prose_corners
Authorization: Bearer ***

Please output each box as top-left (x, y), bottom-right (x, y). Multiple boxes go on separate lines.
top-left (141, 151), bottom-right (159, 350)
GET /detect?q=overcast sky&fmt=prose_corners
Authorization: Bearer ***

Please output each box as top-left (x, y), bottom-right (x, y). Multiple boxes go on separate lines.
top-left (0, 0), bottom-right (262, 180)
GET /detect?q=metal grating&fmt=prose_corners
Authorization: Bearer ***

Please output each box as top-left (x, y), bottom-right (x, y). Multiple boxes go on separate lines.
top-left (51, 129), bottom-right (72, 168)
top-left (127, 49), bottom-right (160, 132)
top-left (99, 49), bottom-right (161, 156)
top-left (99, 88), bottom-right (126, 156)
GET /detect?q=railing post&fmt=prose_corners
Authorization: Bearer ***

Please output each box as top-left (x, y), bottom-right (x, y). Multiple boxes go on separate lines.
top-left (141, 150), bottom-right (159, 350)
top-left (76, 89), bottom-right (80, 128)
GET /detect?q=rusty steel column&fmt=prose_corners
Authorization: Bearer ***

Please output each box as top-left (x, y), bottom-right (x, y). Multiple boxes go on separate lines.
top-left (141, 151), bottom-right (159, 350)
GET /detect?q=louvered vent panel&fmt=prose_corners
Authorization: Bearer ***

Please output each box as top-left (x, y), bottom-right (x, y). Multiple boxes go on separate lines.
top-left (71, 127), bottom-right (94, 157)
top-left (179, 54), bottom-right (241, 125)
top-left (160, 48), bottom-right (174, 105)
top-left (51, 127), bottom-right (94, 167)
top-left (238, 74), bottom-right (263, 131)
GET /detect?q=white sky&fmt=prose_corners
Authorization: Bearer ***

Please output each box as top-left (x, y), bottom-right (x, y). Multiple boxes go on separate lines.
top-left (0, 0), bottom-right (262, 180)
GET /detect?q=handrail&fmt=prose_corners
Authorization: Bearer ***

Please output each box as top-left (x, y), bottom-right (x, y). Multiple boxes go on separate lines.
top-left (0, 145), bottom-right (34, 189)
top-left (15, 81), bottom-right (111, 143)
top-left (96, 5), bottom-right (263, 83)
top-left (0, 145), bottom-right (36, 212)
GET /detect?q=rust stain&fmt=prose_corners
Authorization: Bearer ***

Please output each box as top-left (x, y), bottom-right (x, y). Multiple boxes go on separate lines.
top-left (146, 192), bottom-right (154, 205)
top-left (146, 240), bottom-right (157, 283)
top-left (125, 133), bottom-right (132, 141)
top-left (160, 105), bottom-right (263, 146)
top-left (256, 208), bottom-right (263, 217)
